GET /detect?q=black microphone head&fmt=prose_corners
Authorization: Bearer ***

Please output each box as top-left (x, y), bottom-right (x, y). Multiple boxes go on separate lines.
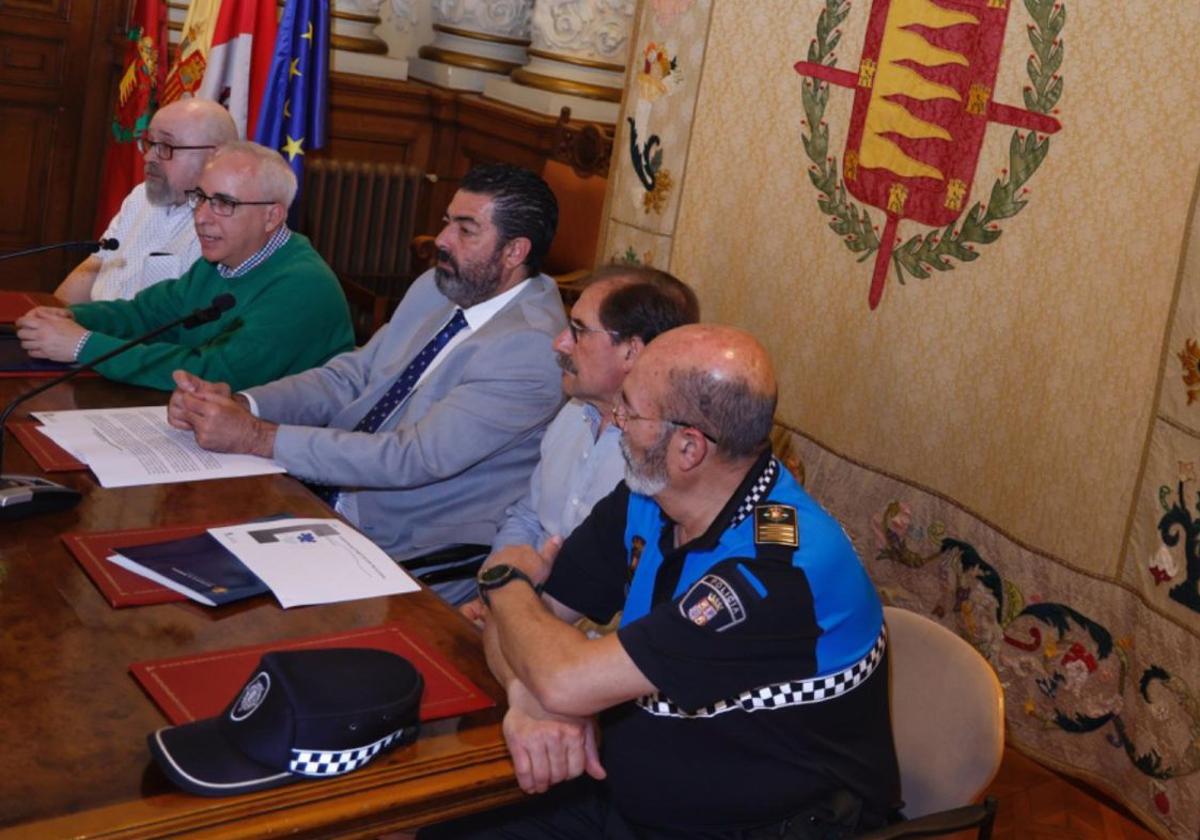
top-left (182, 294), bottom-right (237, 329)
top-left (100, 238), bottom-right (119, 251)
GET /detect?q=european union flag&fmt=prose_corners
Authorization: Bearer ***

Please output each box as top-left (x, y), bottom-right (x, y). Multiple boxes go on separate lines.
top-left (253, 0), bottom-right (329, 226)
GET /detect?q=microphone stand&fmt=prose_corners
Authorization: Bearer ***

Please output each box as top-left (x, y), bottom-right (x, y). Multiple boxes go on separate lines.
top-left (0, 239), bottom-right (118, 262)
top-left (0, 294), bottom-right (235, 521)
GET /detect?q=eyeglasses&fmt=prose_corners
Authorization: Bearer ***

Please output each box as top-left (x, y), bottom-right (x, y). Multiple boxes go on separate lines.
top-left (185, 188), bottom-right (276, 218)
top-left (136, 138), bottom-right (216, 160)
top-left (568, 317), bottom-right (621, 343)
top-left (611, 401), bottom-right (718, 445)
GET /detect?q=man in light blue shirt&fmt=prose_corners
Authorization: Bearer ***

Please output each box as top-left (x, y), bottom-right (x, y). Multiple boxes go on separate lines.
top-left (459, 265), bottom-right (697, 607)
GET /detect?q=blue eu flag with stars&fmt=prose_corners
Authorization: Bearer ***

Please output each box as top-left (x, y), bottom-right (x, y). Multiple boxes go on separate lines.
top-left (253, 0), bottom-right (329, 225)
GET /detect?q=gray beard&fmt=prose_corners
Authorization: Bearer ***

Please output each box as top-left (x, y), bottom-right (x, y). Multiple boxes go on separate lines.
top-left (621, 432), bottom-right (670, 497)
top-left (144, 175), bottom-right (175, 207)
top-left (435, 264), bottom-right (503, 309)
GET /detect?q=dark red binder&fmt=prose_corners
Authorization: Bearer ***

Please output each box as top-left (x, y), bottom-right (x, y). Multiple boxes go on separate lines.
top-left (62, 524), bottom-right (220, 608)
top-left (0, 290), bottom-right (38, 323)
top-left (9, 420), bottom-right (86, 471)
top-left (130, 622), bottom-right (496, 724)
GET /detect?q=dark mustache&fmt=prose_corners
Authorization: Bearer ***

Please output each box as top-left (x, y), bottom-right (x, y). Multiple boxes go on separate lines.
top-left (556, 352), bottom-right (576, 374)
top-left (436, 247), bottom-right (458, 272)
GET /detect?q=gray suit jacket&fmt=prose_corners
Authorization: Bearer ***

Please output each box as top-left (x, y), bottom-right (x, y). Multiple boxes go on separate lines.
top-left (245, 269), bottom-right (567, 562)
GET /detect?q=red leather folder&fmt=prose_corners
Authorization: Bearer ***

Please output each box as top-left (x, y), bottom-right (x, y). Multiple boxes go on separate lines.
top-left (8, 420), bottom-right (86, 471)
top-left (0, 290), bottom-right (38, 323)
top-left (131, 622), bottom-right (496, 724)
top-left (62, 524), bottom-right (216, 608)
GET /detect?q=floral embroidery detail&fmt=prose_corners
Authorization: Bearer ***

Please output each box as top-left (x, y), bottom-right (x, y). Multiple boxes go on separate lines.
top-left (1149, 545), bottom-right (1176, 585)
top-left (637, 41), bottom-right (682, 102)
top-left (870, 497), bottom-right (1198, 826)
top-left (649, 0), bottom-right (694, 28)
top-left (1155, 482), bottom-right (1200, 611)
top-left (1178, 339), bottom-right (1200, 404)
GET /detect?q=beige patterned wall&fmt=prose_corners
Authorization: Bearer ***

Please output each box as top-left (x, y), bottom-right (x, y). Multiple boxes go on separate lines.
top-left (602, 0), bottom-right (1200, 836)
top-left (667, 1), bottom-right (1200, 568)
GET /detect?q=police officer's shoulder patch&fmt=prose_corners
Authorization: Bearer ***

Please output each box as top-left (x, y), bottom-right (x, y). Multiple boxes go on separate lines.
top-left (755, 504), bottom-right (799, 547)
top-left (678, 574), bottom-right (746, 632)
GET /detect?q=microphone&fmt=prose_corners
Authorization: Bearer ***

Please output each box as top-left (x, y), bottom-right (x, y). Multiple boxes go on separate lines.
top-left (0, 238), bottom-right (119, 262)
top-left (182, 293), bottom-right (235, 328)
top-left (0, 293), bottom-right (237, 521)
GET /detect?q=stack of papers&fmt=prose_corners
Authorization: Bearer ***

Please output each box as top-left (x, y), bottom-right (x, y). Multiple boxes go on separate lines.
top-left (109, 517), bottom-right (421, 608)
top-left (32, 406), bottom-right (286, 488)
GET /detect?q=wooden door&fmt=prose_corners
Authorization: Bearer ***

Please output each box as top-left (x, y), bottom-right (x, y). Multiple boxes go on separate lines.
top-left (0, 0), bottom-right (127, 290)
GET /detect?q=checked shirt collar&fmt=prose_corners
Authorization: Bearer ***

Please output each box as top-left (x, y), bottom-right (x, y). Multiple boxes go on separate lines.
top-left (216, 225), bottom-right (291, 279)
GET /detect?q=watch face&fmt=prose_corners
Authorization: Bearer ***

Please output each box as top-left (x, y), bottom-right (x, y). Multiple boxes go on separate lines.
top-left (478, 564), bottom-right (511, 586)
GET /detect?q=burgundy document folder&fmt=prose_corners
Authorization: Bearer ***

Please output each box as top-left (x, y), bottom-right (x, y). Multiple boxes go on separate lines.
top-left (62, 524), bottom-right (216, 608)
top-left (9, 420), bottom-right (86, 471)
top-left (0, 291), bottom-right (37, 323)
top-left (131, 622), bottom-right (496, 724)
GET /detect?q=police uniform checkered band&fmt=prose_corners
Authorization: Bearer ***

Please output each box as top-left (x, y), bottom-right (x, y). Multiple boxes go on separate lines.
top-left (288, 725), bottom-right (410, 777)
top-left (637, 627), bottom-right (886, 719)
top-left (217, 225), bottom-right (291, 279)
top-left (731, 457), bottom-right (778, 529)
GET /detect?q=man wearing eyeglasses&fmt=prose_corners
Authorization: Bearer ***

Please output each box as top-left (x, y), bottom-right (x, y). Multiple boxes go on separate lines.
top-left (54, 98), bottom-right (238, 305)
top-left (166, 164), bottom-right (567, 601)
top-left (17, 141), bottom-right (354, 391)
top-left (455, 265), bottom-right (699, 612)
top-left (430, 324), bottom-right (899, 839)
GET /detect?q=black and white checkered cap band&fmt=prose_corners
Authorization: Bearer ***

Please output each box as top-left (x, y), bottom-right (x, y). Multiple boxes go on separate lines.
top-left (731, 457), bottom-right (778, 529)
top-left (288, 725), bottom-right (409, 777)
top-left (637, 627), bottom-right (887, 719)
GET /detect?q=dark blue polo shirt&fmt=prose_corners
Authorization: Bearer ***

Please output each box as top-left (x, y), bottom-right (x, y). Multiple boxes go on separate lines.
top-left (544, 451), bottom-right (900, 833)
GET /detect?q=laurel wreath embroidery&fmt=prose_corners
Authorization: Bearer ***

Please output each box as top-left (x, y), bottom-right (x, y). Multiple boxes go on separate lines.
top-left (799, 0), bottom-right (1064, 283)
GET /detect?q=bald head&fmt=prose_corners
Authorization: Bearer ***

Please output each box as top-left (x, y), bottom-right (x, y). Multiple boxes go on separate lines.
top-left (639, 324), bottom-right (777, 459)
top-left (155, 98), bottom-right (238, 146)
top-left (142, 99), bottom-right (238, 206)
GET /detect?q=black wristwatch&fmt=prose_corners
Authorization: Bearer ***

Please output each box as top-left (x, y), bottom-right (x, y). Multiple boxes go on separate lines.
top-left (477, 563), bottom-right (541, 606)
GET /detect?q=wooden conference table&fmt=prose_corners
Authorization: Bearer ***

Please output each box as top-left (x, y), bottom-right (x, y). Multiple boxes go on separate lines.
top-left (0, 330), bottom-right (521, 836)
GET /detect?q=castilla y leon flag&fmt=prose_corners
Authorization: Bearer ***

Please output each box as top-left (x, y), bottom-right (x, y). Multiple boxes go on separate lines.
top-left (93, 0), bottom-right (168, 235)
top-left (162, 0), bottom-right (278, 139)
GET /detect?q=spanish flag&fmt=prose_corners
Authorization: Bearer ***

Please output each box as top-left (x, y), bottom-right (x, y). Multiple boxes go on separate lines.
top-left (162, 0), bottom-right (277, 139)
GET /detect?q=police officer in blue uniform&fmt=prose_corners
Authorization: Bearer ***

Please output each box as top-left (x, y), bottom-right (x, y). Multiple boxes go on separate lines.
top-left (423, 324), bottom-right (899, 839)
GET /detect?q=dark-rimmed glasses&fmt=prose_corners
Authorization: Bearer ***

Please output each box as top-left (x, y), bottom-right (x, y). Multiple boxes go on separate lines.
top-left (137, 138), bottom-right (216, 160)
top-left (611, 401), bottom-right (718, 445)
top-left (568, 317), bottom-right (622, 343)
top-left (185, 188), bottom-right (276, 218)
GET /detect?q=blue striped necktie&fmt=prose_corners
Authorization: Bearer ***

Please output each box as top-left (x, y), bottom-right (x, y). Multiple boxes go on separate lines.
top-left (312, 308), bottom-right (468, 506)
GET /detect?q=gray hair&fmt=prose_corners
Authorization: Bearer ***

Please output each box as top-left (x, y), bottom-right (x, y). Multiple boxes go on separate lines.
top-left (211, 140), bottom-right (298, 208)
top-left (661, 367), bottom-right (776, 459)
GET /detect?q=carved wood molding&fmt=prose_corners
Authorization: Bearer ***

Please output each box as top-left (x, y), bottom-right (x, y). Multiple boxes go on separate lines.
top-left (551, 105), bottom-right (613, 179)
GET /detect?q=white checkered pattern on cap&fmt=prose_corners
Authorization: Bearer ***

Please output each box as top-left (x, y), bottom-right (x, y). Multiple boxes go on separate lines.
top-left (288, 724), bottom-right (410, 777)
top-left (731, 457), bottom-right (778, 528)
top-left (637, 627), bottom-right (887, 719)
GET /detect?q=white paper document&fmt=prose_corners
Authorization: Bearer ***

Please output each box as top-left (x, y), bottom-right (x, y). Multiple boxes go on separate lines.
top-left (31, 406), bottom-right (286, 488)
top-left (207, 517), bottom-right (420, 608)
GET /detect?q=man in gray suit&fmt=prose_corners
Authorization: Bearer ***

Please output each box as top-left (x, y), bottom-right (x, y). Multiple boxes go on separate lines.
top-left (167, 164), bottom-right (566, 602)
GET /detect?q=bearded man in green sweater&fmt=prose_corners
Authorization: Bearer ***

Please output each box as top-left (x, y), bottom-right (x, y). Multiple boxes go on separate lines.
top-left (16, 141), bottom-right (354, 392)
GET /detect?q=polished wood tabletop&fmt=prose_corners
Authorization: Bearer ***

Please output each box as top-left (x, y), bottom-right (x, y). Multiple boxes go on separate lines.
top-left (0, 365), bottom-right (521, 837)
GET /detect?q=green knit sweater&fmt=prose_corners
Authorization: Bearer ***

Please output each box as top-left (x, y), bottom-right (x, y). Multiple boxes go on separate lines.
top-left (71, 233), bottom-right (354, 392)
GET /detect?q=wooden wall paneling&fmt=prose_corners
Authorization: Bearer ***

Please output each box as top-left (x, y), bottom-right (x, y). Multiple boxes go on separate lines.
top-left (0, 0), bottom-right (127, 290)
top-left (321, 75), bottom-right (439, 166)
